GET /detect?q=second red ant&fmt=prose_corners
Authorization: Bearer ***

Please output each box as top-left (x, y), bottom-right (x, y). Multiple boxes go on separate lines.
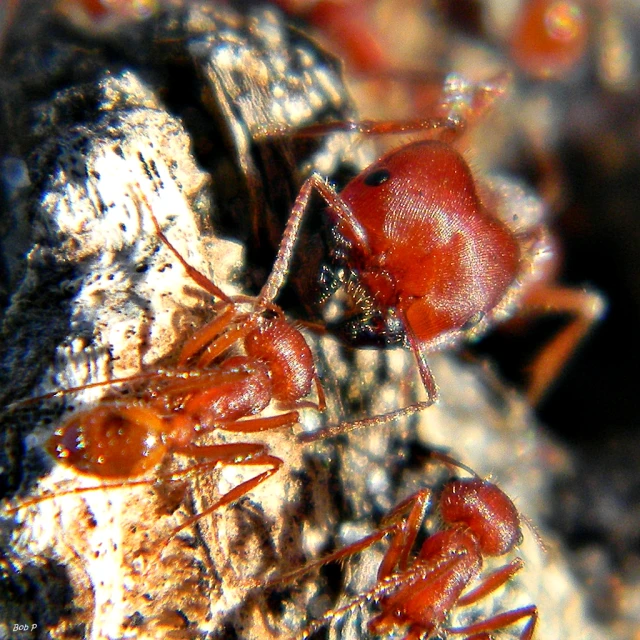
top-left (259, 452), bottom-right (538, 640)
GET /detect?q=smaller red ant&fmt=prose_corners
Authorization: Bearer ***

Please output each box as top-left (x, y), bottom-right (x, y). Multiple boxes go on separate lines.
top-left (262, 452), bottom-right (538, 640)
top-left (7, 186), bottom-right (328, 533)
top-left (9, 185), bottom-right (422, 530)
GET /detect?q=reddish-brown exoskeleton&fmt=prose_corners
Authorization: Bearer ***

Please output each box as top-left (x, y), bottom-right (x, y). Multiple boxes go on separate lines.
top-left (8, 188), bottom-right (327, 530)
top-left (509, 0), bottom-right (589, 79)
top-left (269, 72), bottom-right (604, 427)
top-left (265, 453), bottom-right (538, 640)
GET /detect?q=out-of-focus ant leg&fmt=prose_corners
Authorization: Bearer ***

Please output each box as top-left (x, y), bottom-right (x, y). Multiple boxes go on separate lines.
top-left (282, 71), bottom-right (511, 140)
top-left (521, 283), bottom-right (606, 404)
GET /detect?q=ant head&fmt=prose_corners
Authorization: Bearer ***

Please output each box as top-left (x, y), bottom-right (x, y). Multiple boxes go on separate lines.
top-left (439, 478), bottom-right (523, 557)
top-left (244, 315), bottom-right (316, 404)
top-left (333, 140), bottom-right (521, 349)
top-left (47, 404), bottom-right (167, 479)
top-left (338, 141), bottom-right (481, 248)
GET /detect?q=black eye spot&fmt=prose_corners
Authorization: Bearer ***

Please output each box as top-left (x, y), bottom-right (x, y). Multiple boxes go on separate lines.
top-left (363, 168), bottom-right (390, 187)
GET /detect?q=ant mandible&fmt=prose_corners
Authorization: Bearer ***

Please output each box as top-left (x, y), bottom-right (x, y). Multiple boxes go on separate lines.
top-left (263, 452), bottom-right (538, 640)
top-left (264, 72), bottom-right (603, 423)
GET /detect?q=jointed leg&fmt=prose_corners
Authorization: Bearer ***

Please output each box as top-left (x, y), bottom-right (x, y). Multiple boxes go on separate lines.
top-left (257, 173), bottom-right (369, 306)
top-left (522, 283), bottom-right (605, 404)
top-left (298, 400), bottom-right (433, 443)
top-left (378, 489), bottom-right (431, 578)
top-left (458, 558), bottom-right (525, 607)
top-left (169, 452), bottom-right (284, 539)
top-left (215, 411), bottom-right (301, 433)
top-left (447, 604), bottom-right (538, 640)
top-left (259, 71), bottom-right (509, 145)
top-left (176, 305), bottom-right (238, 366)
top-left (133, 188), bottom-right (233, 303)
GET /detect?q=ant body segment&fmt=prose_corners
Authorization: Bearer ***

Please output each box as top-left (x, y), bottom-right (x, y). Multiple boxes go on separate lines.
top-left (264, 453), bottom-right (538, 640)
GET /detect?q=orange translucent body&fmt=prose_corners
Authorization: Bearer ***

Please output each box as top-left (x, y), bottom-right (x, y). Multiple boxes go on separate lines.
top-left (510, 0), bottom-right (589, 78)
top-left (46, 310), bottom-right (317, 481)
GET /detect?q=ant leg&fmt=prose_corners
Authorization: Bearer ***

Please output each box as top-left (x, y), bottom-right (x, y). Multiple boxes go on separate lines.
top-left (5, 477), bottom-right (168, 514)
top-left (285, 557), bottom-right (458, 640)
top-left (176, 305), bottom-right (237, 366)
top-left (446, 604), bottom-right (538, 640)
top-left (7, 441), bottom-right (270, 514)
top-left (257, 491), bottom-right (428, 591)
top-left (4, 369), bottom-right (190, 413)
top-left (261, 524), bottom-right (400, 591)
top-left (522, 283), bottom-right (606, 404)
top-left (169, 450), bottom-right (284, 538)
top-left (256, 173), bottom-right (367, 305)
top-left (457, 558), bottom-right (525, 607)
top-left (289, 116), bottom-right (462, 142)
top-left (258, 72), bottom-right (509, 143)
top-left (298, 400), bottom-right (433, 443)
top-left (377, 489), bottom-right (431, 578)
top-left (298, 310), bottom-right (436, 443)
top-left (261, 73), bottom-right (511, 143)
top-left (193, 320), bottom-right (254, 368)
top-left (216, 411), bottom-right (301, 433)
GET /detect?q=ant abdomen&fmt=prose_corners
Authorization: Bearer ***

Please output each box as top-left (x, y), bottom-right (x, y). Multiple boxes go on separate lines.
top-left (46, 402), bottom-right (167, 479)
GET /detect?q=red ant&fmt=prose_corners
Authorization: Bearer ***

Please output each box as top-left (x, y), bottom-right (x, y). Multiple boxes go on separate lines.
top-left (7, 186), bottom-right (328, 533)
top-left (262, 452), bottom-right (538, 640)
top-left (263, 72), bottom-right (604, 427)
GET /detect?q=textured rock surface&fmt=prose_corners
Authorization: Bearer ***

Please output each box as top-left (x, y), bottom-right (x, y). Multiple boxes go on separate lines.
top-left (0, 2), bottom-right (620, 640)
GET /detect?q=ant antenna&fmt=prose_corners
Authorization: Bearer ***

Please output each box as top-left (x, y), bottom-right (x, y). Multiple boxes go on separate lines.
top-left (129, 186), bottom-right (233, 304)
top-left (428, 450), bottom-right (480, 478)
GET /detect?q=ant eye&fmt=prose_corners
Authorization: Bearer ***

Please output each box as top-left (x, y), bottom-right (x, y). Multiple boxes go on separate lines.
top-left (363, 168), bottom-right (391, 186)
